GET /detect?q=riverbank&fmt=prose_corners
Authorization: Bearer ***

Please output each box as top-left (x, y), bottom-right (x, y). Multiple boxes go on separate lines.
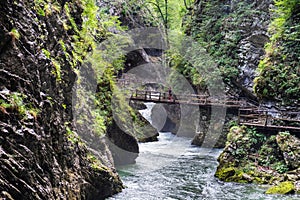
top-left (215, 126), bottom-right (300, 195)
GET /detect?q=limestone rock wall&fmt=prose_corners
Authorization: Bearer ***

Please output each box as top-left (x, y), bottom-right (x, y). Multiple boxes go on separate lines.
top-left (0, 0), bottom-right (123, 199)
top-left (190, 0), bottom-right (272, 94)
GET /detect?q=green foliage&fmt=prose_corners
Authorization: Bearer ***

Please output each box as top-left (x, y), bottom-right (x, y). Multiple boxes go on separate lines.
top-left (247, 127), bottom-right (266, 145)
top-left (228, 120), bottom-right (238, 128)
top-left (187, 1), bottom-right (263, 86)
top-left (10, 93), bottom-right (26, 115)
top-left (80, 0), bottom-right (99, 48)
top-left (71, 2), bottom-right (133, 138)
top-left (120, 0), bottom-right (160, 27)
top-left (273, 161), bottom-right (289, 174)
top-left (0, 92), bottom-right (41, 119)
top-left (0, 99), bottom-right (12, 110)
top-left (0, 92), bottom-right (27, 115)
top-left (146, 0), bottom-right (194, 32)
top-left (87, 152), bottom-right (108, 171)
top-left (10, 28), bottom-right (20, 40)
top-left (166, 33), bottom-right (223, 93)
top-left (42, 48), bottom-right (51, 58)
top-left (254, 0), bottom-right (300, 104)
top-left (279, 131), bottom-right (290, 137)
top-left (28, 107), bottom-right (40, 119)
top-left (34, 0), bottom-right (61, 16)
top-left (232, 147), bottom-right (247, 158)
top-left (63, 0), bottom-right (101, 69)
top-left (65, 122), bottom-right (86, 147)
top-left (66, 125), bottom-right (78, 144)
top-left (51, 59), bottom-right (61, 81)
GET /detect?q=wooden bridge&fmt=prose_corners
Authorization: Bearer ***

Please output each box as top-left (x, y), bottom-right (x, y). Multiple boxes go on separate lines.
top-left (129, 89), bottom-right (246, 108)
top-left (128, 89), bottom-right (300, 134)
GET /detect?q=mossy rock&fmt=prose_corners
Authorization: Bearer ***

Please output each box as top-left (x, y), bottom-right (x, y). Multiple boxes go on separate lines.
top-left (266, 181), bottom-right (295, 194)
top-left (253, 177), bottom-right (264, 184)
top-left (227, 172), bottom-right (253, 184)
top-left (227, 126), bottom-right (245, 142)
top-left (215, 166), bottom-right (236, 181)
top-left (215, 166), bottom-right (255, 183)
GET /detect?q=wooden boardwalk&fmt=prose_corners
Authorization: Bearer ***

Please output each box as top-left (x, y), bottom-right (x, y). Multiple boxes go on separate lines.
top-left (238, 108), bottom-right (300, 133)
top-left (129, 89), bottom-right (246, 108)
top-left (128, 89), bottom-right (300, 134)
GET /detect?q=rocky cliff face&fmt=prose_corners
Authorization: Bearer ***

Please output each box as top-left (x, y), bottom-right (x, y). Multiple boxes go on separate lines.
top-left (0, 0), bottom-right (123, 199)
top-left (190, 0), bottom-right (272, 97)
top-left (182, 0), bottom-right (273, 148)
top-left (253, 0), bottom-right (300, 106)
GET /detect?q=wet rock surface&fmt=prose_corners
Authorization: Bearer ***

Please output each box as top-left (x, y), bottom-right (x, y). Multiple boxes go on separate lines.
top-left (106, 121), bottom-right (139, 166)
top-left (134, 111), bottom-right (159, 142)
top-left (151, 103), bottom-right (180, 134)
top-left (0, 1), bottom-right (123, 199)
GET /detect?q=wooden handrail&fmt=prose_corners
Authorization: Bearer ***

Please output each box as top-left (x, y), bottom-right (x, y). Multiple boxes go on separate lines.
top-left (123, 87), bottom-right (300, 134)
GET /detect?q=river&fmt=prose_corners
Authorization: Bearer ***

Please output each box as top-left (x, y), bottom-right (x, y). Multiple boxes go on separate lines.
top-left (108, 103), bottom-right (299, 200)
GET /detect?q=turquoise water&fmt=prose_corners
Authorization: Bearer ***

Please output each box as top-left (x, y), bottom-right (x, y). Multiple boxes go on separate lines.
top-left (108, 103), bottom-right (299, 200)
top-left (108, 132), bottom-right (300, 200)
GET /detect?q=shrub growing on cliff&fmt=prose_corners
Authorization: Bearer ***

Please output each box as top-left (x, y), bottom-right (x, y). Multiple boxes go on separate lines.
top-left (188, 1), bottom-right (262, 87)
top-left (9, 28), bottom-right (20, 40)
top-left (0, 92), bottom-right (26, 116)
top-left (254, 0), bottom-right (300, 104)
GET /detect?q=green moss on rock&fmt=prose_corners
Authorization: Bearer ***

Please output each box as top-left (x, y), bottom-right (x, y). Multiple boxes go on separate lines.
top-left (215, 166), bottom-right (236, 181)
top-left (266, 181), bottom-right (295, 194)
top-left (215, 166), bottom-right (257, 184)
top-left (227, 126), bottom-right (245, 143)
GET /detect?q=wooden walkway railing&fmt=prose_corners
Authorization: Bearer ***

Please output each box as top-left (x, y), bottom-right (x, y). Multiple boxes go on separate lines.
top-left (238, 108), bottom-right (300, 133)
top-left (129, 89), bottom-right (246, 108)
top-left (126, 88), bottom-right (300, 134)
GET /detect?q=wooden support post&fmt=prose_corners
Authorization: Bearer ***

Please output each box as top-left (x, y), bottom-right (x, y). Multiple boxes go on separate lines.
top-left (159, 92), bottom-right (161, 100)
top-left (264, 111), bottom-right (268, 127)
top-left (238, 109), bottom-right (241, 124)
